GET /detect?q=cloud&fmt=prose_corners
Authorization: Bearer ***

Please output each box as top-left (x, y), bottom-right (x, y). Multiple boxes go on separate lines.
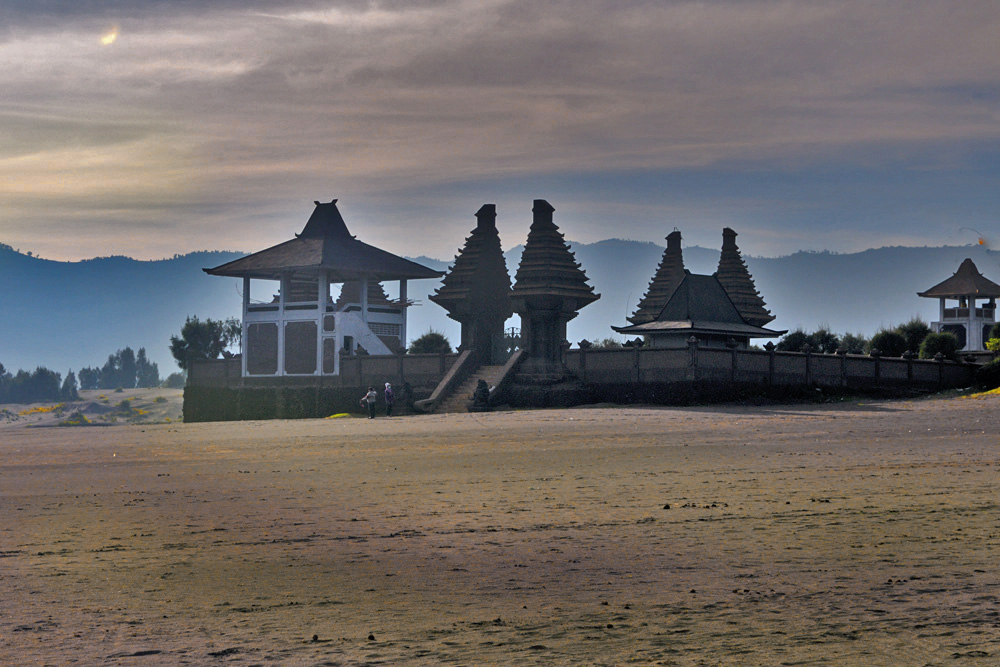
top-left (1, 0), bottom-right (999, 260)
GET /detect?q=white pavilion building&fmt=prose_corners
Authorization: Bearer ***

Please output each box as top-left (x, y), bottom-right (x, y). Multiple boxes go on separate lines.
top-left (918, 258), bottom-right (1000, 352)
top-left (204, 199), bottom-right (443, 377)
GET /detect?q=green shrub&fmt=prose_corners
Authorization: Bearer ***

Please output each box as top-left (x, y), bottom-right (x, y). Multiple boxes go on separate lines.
top-left (839, 332), bottom-right (868, 354)
top-left (975, 357), bottom-right (1000, 390)
top-left (919, 332), bottom-right (959, 360)
top-left (776, 327), bottom-right (841, 354)
top-left (776, 329), bottom-right (810, 352)
top-left (869, 330), bottom-right (907, 357)
top-left (58, 410), bottom-right (91, 426)
top-left (808, 327), bottom-right (840, 354)
top-left (895, 317), bottom-right (931, 354)
top-left (162, 372), bottom-right (186, 389)
top-left (407, 330), bottom-right (452, 354)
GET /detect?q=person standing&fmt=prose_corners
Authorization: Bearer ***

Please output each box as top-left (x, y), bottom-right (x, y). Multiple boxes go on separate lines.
top-left (361, 386), bottom-right (378, 419)
top-left (384, 382), bottom-right (395, 417)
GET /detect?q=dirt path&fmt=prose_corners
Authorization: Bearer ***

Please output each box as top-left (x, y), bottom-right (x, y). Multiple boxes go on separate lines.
top-left (2, 396), bottom-right (999, 664)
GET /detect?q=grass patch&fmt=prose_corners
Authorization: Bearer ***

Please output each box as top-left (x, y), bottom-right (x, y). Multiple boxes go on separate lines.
top-left (58, 411), bottom-right (91, 426)
top-left (19, 403), bottom-right (64, 416)
top-left (960, 387), bottom-right (1000, 400)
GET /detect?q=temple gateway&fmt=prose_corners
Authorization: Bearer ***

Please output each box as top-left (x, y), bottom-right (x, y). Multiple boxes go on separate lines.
top-left (204, 199), bottom-right (443, 377)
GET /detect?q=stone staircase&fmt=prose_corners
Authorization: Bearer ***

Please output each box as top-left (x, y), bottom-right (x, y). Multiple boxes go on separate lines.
top-left (434, 365), bottom-right (507, 413)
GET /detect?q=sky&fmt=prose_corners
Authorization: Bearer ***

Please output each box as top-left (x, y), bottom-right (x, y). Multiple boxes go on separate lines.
top-left (2, 0), bottom-right (999, 262)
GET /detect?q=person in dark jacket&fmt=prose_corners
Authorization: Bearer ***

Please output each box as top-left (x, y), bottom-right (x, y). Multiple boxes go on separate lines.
top-left (384, 382), bottom-right (395, 417)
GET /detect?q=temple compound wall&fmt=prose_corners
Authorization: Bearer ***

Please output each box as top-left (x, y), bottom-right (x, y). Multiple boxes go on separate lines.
top-left (554, 344), bottom-right (974, 406)
top-left (184, 352), bottom-right (456, 422)
top-left (183, 345), bottom-right (975, 421)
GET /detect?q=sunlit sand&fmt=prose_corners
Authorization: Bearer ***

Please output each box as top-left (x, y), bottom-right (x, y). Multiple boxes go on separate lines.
top-left (3, 396), bottom-right (999, 664)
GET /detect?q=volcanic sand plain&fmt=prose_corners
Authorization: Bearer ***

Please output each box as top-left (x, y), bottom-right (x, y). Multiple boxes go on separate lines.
top-left (2, 395), bottom-right (1000, 665)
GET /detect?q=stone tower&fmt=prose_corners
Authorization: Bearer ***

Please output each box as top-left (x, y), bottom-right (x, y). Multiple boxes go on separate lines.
top-left (430, 204), bottom-right (513, 363)
top-left (628, 229), bottom-right (685, 324)
top-left (715, 227), bottom-right (774, 327)
top-left (511, 199), bottom-right (599, 379)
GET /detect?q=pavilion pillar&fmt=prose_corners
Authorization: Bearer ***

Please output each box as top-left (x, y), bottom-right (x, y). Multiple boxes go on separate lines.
top-left (399, 279), bottom-right (408, 351)
top-left (316, 271), bottom-right (326, 374)
top-left (968, 294), bottom-right (977, 350)
top-left (277, 274), bottom-right (287, 375)
top-left (938, 298), bottom-right (945, 330)
top-left (242, 275), bottom-right (250, 377)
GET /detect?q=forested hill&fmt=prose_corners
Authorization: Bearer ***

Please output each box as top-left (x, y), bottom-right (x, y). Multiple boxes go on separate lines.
top-left (1, 244), bottom-right (245, 377)
top-left (3, 240), bottom-right (997, 376)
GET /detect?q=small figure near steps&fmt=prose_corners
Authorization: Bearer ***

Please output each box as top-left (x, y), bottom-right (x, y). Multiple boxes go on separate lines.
top-left (470, 379), bottom-right (491, 412)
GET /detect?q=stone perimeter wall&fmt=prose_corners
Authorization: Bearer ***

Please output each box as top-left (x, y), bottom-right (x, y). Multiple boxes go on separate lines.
top-left (184, 352), bottom-right (457, 422)
top-left (184, 347), bottom-right (977, 422)
top-left (557, 346), bottom-right (974, 406)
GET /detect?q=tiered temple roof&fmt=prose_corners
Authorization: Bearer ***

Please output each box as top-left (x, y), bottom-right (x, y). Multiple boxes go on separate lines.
top-left (614, 273), bottom-right (783, 339)
top-left (430, 204), bottom-right (512, 321)
top-left (715, 228), bottom-right (774, 328)
top-left (628, 230), bottom-right (685, 324)
top-left (205, 199), bottom-right (443, 283)
top-left (511, 200), bottom-right (599, 308)
top-left (918, 258), bottom-right (1000, 298)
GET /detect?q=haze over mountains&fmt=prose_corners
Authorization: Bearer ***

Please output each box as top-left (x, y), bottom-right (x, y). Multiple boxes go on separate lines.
top-left (3, 240), bottom-right (996, 378)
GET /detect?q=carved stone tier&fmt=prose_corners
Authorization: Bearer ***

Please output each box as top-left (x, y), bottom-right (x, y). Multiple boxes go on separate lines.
top-left (629, 229), bottom-right (685, 324)
top-left (715, 227), bottom-right (774, 327)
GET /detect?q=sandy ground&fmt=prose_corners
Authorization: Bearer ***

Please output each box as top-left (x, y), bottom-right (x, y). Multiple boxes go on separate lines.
top-left (2, 395), bottom-right (999, 665)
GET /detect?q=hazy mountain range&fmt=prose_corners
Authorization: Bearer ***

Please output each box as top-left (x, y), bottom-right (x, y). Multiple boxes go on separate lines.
top-left (3, 239), bottom-right (996, 377)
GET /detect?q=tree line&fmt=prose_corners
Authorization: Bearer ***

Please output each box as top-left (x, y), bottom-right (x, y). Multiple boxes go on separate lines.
top-left (775, 317), bottom-right (974, 360)
top-left (0, 364), bottom-right (79, 405)
top-left (78, 347), bottom-right (162, 390)
top-left (0, 346), bottom-right (175, 405)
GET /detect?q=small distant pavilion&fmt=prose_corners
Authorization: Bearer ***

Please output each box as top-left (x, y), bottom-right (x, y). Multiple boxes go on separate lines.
top-left (204, 199), bottom-right (443, 377)
top-left (917, 258), bottom-right (1000, 351)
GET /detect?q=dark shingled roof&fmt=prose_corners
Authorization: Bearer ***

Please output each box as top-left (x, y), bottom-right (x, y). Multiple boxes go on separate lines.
top-left (917, 258), bottom-right (1000, 298)
top-left (614, 272), bottom-right (784, 338)
top-left (204, 200), bottom-right (444, 283)
top-left (430, 204), bottom-right (512, 320)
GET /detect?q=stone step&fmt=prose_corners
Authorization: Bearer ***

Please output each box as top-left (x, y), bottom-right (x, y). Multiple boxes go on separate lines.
top-left (434, 364), bottom-right (510, 413)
